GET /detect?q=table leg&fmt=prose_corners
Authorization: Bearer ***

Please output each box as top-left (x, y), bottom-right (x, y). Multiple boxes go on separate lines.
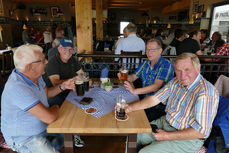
top-left (127, 134), bottom-right (137, 153)
top-left (64, 134), bottom-right (74, 153)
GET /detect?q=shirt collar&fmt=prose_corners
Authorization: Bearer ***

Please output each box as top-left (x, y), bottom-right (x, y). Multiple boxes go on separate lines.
top-left (15, 69), bottom-right (36, 86)
top-left (147, 57), bottom-right (162, 69)
top-left (178, 73), bottom-right (201, 90)
top-left (127, 33), bottom-right (136, 38)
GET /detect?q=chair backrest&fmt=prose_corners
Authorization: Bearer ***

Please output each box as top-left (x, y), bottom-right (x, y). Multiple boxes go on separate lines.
top-left (214, 75), bottom-right (229, 98)
top-left (162, 46), bottom-right (176, 55)
top-left (1, 50), bottom-right (14, 84)
top-left (120, 50), bottom-right (142, 70)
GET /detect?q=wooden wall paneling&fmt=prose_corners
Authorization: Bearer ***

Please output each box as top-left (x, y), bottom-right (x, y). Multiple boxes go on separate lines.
top-left (96, 0), bottom-right (103, 41)
top-left (75, 0), bottom-right (93, 55)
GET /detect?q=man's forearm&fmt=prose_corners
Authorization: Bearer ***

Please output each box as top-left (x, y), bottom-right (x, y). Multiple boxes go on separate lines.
top-left (46, 84), bottom-right (64, 98)
top-left (128, 95), bottom-right (160, 112)
top-left (164, 128), bottom-right (205, 141)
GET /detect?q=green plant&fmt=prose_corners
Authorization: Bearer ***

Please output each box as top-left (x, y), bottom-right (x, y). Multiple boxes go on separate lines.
top-left (104, 82), bottom-right (112, 86)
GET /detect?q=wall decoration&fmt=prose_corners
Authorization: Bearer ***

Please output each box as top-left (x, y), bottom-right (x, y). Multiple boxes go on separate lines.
top-left (0, 0), bottom-right (4, 16)
top-left (193, 0), bottom-right (199, 13)
top-left (51, 7), bottom-right (59, 17)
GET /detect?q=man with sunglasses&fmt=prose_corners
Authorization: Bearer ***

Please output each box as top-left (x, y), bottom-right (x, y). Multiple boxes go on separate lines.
top-left (43, 38), bottom-right (85, 147)
top-left (1, 44), bottom-right (75, 153)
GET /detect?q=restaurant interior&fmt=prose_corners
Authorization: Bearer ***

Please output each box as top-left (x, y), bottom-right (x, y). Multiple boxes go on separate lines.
top-left (0, 0), bottom-right (229, 153)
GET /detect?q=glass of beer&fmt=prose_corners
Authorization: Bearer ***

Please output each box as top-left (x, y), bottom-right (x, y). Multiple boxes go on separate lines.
top-left (116, 95), bottom-right (126, 120)
top-left (120, 67), bottom-right (128, 85)
top-left (83, 72), bottom-right (89, 92)
top-left (75, 79), bottom-right (85, 96)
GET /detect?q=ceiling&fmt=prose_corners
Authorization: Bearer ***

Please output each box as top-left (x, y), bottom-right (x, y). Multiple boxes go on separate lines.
top-left (9, 0), bottom-right (180, 10)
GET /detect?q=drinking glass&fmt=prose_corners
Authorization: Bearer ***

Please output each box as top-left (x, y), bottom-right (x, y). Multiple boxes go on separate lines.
top-left (116, 95), bottom-right (126, 120)
top-left (119, 66), bottom-right (128, 85)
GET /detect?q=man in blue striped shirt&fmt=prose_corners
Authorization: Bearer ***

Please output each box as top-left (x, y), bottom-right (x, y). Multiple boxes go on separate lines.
top-left (118, 39), bottom-right (174, 121)
top-left (125, 53), bottom-right (219, 153)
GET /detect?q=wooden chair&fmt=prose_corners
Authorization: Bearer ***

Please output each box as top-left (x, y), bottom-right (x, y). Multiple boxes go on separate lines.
top-left (1, 50), bottom-right (14, 85)
top-left (120, 50), bottom-right (142, 70)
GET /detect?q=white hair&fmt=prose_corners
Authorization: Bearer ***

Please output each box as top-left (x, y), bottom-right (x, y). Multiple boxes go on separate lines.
top-left (14, 44), bottom-right (43, 72)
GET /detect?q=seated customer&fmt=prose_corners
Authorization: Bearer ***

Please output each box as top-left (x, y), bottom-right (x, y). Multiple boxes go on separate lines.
top-left (1, 44), bottom-right (75, 153)
top-left (125, 53), bottom-right (219, 153)
top-left (118, 39), bottom-right (174, 121)
top-left (43, 38), bottom-right (85, 147)
top-left (43, 38), bottom-right (83, 107)
top-left (177, 30), bottom-right (203, 55)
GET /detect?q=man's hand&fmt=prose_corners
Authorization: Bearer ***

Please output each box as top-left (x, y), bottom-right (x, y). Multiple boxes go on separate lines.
top-left (62, 78), bottom-right (75, 90)
top-left (124, 81), bottom-right (136, 94)
top-left (117, 72), bottom-right (121, 80)
top-left (152, 129), bottom-right (169, 141)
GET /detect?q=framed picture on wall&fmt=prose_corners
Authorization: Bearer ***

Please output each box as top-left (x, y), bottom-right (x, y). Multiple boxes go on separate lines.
top-left (0, 0), bottom-right (4, 16)
top-left (51, 7), bottom-right (59, 17)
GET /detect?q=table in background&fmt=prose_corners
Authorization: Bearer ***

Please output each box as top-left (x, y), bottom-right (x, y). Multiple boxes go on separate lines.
top-left (47, 79), bottom-right (151, 153)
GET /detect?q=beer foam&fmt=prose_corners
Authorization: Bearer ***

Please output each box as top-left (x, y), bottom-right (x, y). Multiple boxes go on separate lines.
top-left (75, 80), bottom-right (83, 84)
top-left (121, 70), bottom-right (128, 73)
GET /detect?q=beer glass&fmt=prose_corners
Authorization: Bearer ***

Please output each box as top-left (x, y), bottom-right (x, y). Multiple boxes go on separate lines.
top-left (119, 67), bottom-right (128, 85)
top-left (83, 72), bottom-right (89, 92)
top-left (75, 79), bottom-right (85, 96)
top-left (116, 95), bottom-right (126, 120)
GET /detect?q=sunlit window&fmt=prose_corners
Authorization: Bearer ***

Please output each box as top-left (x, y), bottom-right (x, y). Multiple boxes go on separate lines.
top-left (120, 22), bottom-right (129, 34)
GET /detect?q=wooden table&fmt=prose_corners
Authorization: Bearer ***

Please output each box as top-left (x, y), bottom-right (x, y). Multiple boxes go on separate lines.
top-left (47, 99), bottom-right (151, 153)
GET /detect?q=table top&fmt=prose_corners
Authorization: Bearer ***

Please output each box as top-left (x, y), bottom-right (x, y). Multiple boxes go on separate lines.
top-left (47, 100), bottom-right (151, 134)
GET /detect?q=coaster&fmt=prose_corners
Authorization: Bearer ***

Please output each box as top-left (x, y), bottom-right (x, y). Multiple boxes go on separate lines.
top-left (115, 114), bottom-right (128, 121)
top-left (85, 107), bottom-right (97, 114)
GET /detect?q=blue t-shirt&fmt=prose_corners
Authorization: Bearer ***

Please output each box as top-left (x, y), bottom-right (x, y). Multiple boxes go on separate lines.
top-left (134, 57), bottom-right (174, 97)
top-left (1, 69), bottom-right (49, 145)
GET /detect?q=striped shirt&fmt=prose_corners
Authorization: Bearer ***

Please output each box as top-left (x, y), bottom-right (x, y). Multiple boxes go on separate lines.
top-left (134, 57), bottom-right (174, 97)
top-left (155, 74), bottom-right (219, 138)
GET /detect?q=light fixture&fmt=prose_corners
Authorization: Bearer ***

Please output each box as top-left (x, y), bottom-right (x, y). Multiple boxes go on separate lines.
top-left (189, 15), bottom-right (194, 24)
top-left (0, 25), bottom-right (3, 31)
top-left (167, 24), bottom-right (171, 29)
top-left (23, 24), bottom-right (27, 30)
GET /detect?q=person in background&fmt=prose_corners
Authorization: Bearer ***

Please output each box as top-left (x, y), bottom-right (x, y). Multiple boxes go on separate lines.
top-left (205, 31), bottom-right (225, 53)
top-left (22, 27), bottom-right (30, 44)
top-left (43, 27), bottom-right (53, 53)
top-left (200, 29), bottom-right (210, 49)
top-left (1, 44), bottom-right (75, 153)
top-left (170, 29), bottom-right (186, 51)
top-left (155, 29), bottom-right (165, 49)
top-left (114, 27), bottom-right (128, 49)
top-left (115, 23), bottom-right (145, 56)
top-left (118, 39), bottom-right (174, 121)
top-left (124, 53), bottom-right (219, 153)
top-left (43, 38), bottom-right (85, 147)
top-left (35, 30), bottom-right (44, 44)
top-left (52, 26), bottom-right (65, 48)
top-left (177, 30), bottom-right (203, 55)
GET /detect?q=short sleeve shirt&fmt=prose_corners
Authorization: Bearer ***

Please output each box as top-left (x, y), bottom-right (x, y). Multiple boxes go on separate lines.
top-left (154, 74), bottom-right (219, 138)
top-left (1, 69), bottom-right (48, 145)
top-left (134, 57), bottom-right (174, 97)
top-left (177, 38), bottom-right (200, 55)
top-left (43, 53), bottom-right (81, 87)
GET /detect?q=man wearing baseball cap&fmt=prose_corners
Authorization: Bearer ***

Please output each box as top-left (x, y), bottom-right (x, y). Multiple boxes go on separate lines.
top-left (43, 38), bottom-right (85, 147)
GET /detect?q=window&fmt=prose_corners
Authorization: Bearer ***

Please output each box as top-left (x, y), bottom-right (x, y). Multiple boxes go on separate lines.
top-left (120, 22), bottom-right (129, 34)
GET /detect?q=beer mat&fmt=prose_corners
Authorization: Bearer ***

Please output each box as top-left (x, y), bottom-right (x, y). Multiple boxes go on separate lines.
top-left (79, 97), bottom-right (93, 105)
top-left (89, 86), bottom-right (94, 89)
top-left (113, 85), bottom-right (119, 88)
top-left (115, 114), bottom-right (128, 121)
top-left (85, 107), bottom-right (97, 114)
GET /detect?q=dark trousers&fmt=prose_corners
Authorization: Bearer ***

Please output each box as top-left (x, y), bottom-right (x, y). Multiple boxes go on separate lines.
top-left (48, 90), bottom-right (70, 107)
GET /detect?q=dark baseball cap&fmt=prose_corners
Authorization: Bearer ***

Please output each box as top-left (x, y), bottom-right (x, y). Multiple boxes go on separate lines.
top-left (60, 38), bottom-right (73, 47)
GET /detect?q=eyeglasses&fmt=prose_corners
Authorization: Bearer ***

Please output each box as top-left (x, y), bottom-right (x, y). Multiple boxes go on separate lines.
top-left (146, 48), bottom-right (160, 52)
top-left (30, 58), bottom-right (46, 64)
top-left (62, 47), bottom-right (73, 52)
